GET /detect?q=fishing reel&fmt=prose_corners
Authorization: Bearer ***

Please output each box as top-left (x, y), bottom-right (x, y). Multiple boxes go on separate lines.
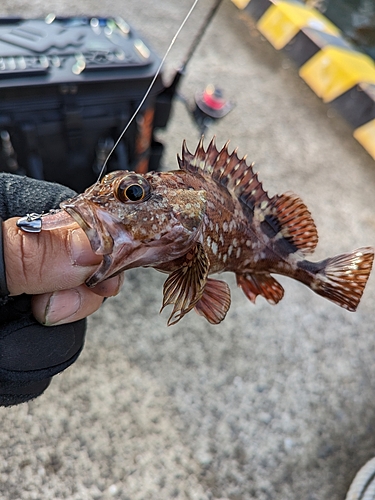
top-left (160, 75), bottom-right (234, 137)
top-left (192, 83), bottom-right (234, 135)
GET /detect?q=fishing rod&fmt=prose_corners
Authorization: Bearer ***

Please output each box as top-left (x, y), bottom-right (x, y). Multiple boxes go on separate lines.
top-left (160, 0), bottom-right (234, 137)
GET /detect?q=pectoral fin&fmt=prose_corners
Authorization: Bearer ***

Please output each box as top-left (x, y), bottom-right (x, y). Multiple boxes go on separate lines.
top-left (161, 243), bottom-right (210, 325)
top-left (194, 278), bottom-right (231, 324)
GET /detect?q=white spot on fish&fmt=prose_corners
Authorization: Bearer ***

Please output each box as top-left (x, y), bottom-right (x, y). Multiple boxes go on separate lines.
top-left (228, 245), bottom-right (233, 257)
top-left (236, 247), bottom-right (241, 259)
top-left (212, 241), bottom-right (218, 255)
top-left (254, 208), bottom-right (265, 222)
top-left (223, 222), bottom-right (229, 232)
top-left (232, 238), bottom-right (238, 247)
top-left (229, 220), bottom-right (236, 231)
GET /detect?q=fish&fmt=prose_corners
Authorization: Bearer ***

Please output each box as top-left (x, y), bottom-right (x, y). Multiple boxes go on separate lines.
top-left (41, 137), bottom-right (374, 325)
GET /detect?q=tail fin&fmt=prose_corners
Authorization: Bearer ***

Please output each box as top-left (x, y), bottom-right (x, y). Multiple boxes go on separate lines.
top-left (309, 247), bottom-right (374, 311)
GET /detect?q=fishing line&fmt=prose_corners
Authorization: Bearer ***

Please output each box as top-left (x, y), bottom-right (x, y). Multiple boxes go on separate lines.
top-left (97, 0), bottom-right (200, 182)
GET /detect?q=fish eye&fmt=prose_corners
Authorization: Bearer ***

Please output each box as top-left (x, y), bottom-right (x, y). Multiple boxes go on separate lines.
top-left (124, 184), bottom-right (145, 201)
top-left (114, 175), bottom-right (150, 203)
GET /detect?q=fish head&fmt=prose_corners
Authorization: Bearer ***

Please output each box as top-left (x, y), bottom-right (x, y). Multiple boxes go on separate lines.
top-left (60, 170), bottom-right (207, 284)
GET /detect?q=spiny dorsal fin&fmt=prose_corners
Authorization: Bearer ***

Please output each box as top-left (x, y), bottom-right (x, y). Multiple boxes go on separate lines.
top-left (179, 139), bottom-right (318, 256)
top-left (178, 137), bottom-right (270, 210)
top-left (267, 192), bottom-right (318, 255)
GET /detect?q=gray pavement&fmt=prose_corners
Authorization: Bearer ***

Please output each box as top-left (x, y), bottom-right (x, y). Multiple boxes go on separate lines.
top-left (1, 1), bottom-right (375, 499)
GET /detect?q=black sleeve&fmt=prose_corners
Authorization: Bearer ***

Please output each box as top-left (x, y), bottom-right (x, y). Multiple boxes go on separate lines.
top-left (0, 173), bottom-right (86, 406)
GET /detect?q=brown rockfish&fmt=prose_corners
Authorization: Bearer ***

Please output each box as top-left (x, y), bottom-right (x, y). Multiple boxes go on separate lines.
top-left (41, 138), bottom-right (374, 325)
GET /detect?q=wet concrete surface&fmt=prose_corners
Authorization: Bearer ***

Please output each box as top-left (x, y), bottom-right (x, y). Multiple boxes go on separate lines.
top-left (1, 1), bottom-right (375, 499)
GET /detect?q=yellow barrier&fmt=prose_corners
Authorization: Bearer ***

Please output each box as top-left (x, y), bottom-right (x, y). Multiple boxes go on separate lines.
top-left (230, 0), bottom-right (375, 160)
top-left (257, 2), bottom-right (339, 50)
top-left (299, 46), bottom-right (375, 102)
top-left (354, 120), bottom-right (375, 160)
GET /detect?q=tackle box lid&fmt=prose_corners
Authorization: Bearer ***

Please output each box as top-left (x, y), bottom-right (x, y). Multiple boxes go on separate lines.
top-left (0, 16), bottom-right (164, 95)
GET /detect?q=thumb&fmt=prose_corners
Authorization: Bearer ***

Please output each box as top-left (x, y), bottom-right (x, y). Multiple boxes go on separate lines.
top-left (3, 217), bottom-right (102, 296)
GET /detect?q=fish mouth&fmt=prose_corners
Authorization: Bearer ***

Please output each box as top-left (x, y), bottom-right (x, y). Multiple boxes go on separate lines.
top-left (62, 205), bottom-right (93, 234)
top-left (61, 203), bottom-right (111, 254)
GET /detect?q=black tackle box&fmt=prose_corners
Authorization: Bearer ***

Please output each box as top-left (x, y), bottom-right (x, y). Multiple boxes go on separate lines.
top-left (0, 15), bottom-right (168, 192)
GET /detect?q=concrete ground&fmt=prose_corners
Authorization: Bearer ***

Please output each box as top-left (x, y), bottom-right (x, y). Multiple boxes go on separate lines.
top-left (1, 1), bottom-right (375, 499)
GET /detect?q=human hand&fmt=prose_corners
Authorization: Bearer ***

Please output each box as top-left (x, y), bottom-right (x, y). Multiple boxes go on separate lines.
top-left (0, 173), bottom-right (122, 406)
top-left (3, 218), bottom-right (123, 325)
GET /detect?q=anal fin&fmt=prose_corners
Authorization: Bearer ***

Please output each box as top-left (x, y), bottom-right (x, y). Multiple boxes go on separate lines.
top-left (194, 278), bottom-right (231, 324)
top-left (236, 273), bottom-right (284, 305)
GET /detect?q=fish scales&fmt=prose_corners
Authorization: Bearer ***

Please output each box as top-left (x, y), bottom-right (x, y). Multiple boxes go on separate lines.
top-left (41, 137), bottom-right (374, 325)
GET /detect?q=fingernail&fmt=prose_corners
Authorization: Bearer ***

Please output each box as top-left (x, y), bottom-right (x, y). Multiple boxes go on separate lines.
top-left (44, 289), bottom-right (81, 326)
top-left (69, 229), bottom-right (97, 266)
top-left (93, 273), bottom-right (125, 297)
top-left (115, 273), bottom-right (125, 295)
